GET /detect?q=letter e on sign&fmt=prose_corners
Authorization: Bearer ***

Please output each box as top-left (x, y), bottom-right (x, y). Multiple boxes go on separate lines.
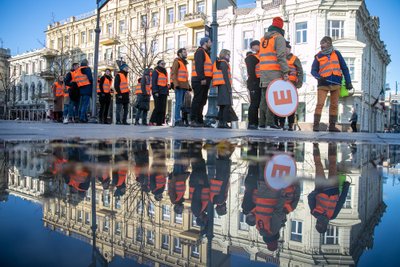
top-left (264, 154), bottom-right (297, 190)
top-left (267, 79), bottom-right (298, 117)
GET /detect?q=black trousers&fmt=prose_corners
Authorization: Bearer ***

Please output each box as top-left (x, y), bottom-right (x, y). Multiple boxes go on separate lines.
top-left (275, 114), bottom-right (295, 126)
top-left (135, 109), bottom-right (148, 124)
top-left (190, 81), bottom-right (209, 123)
top-left (218, 105), bottom-right (231, 123)
top-left (351, 122), bottom-right (357, 132)
top-left (116, 103), bottom-right (129, 123)
top-left (150, 94), bottom-right (167, 126)
top-left (247, 79), bottom-right (261, 126)
top-left (99, 94), bottom-right (111, 122)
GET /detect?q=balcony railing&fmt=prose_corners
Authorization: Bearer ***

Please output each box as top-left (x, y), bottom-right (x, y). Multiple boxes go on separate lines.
top-left (183, 12), bottom-right (207, 28)
top-left (100, 33), bottom-right (119, 46)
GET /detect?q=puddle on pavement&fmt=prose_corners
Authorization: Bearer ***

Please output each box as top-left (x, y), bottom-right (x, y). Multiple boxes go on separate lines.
top-left (0, 139), bottom-right (399, 267)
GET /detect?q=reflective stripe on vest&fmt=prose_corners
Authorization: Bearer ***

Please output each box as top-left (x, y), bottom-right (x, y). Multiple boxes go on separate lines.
top-left (118, 73), bottom-right (130, 93)
top-left (97, 77), bottom-right (112, 93)
top-left (156, 70), bottom-right (168, 87)
top-left (287, 55), bottom-right (298, 82)
top-left (313, 193), bottom-right (339, 219)
top-left (171, 180), bottom-right (186, 202)
top-left (254, 54), bottom-right (261, 78)
top-left (53, 82), bottom-right (64, 97)
top-left (212, 59), bottom-right (232, 86)
top-left (259, 34), bottom-right (281, 71)
top-left (317, 51), bottom-right (342, 78)
top-left (255, 197), bottom-right (277, 232)
top-left (155, 175), bottom-right (166, 191)
top-left (191, 48), bottom-right (213, 78)
top-left (74, 66), bottom-right (91, 87)
top-left (177, 60), bottom-right (188, 82)
top-left (210, 179), bottom-right (223, 203)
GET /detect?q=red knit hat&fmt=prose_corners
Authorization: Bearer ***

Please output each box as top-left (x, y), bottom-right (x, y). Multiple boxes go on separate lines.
top-left (272, 17), bottom-right (284, 29)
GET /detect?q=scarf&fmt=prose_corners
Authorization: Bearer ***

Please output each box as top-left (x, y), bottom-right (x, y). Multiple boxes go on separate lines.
top-left (321, 46), bottom-right (334, 55)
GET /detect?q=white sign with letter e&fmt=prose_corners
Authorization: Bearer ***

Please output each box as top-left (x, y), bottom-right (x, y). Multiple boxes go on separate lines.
top-left (264, 154), bottom-right (297, 191)
top-left (266, 79), bottom-right (298, 117)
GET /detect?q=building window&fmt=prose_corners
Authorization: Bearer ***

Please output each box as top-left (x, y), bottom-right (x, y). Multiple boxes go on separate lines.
top-left (243, 31), bottom-right (254, 50)
top-left (107, 23), bottom-right (113, 36)
top-left (295, 22), bottom-right (307, 44)
top-left (117, 46), bottom-right (127, 60)
top-left (167, 8), bottom-right (174, 24)
top-left (344, 58), bottom-right (355, 81)
top-left (141, 15), bottom-right (148, 29)
top-left (162, 205), bottom-right (170, 221)
top-left (191, 245), bottom-right (200, 258)
top-left (50, 39), bottom-right (55, 49)
top-left (32, 62), bottom-right (36, 74)
top-left (344, 185), bottom-right (352, 208)
top-left (148, 202), bottom-right (155, 217)
top-left (115, 221), bottom-right (121, 234)
top-left (89, 30), bottom-right (94, 42)
top-left (197, 1), bottom-right (205, 13)
top-left (301, 61), bottom-right (307, 83)
top-left (192, 215), bottom-right (199, 227)
top-left (74, 33), bottom-right (79, 45)
top-left (85, 212), bottom-right (90, 225)
top-left (81, 31), bottom-right (86, 44)
top-left (147, 230), bottom-right (155, 245)
top-left (57, 37), bottom-right (63, 49)
top-left (239, 212), bottom-right (249, 231)
top-left (77, 210), bottom-right (82, 222)
top-left (31, 83), bottom-right (35, 98)
top-left (328, 20), bottom-right (344, 40)
top-left (179, 5), bottom-right (187, 21)
top-left (162, 234), bottom-right (169, 249)
top-left (64, 35), bottom-right (69, 47)
top-left (241, 103), bottom-right (249, 122)
top-left (24, 83), bottom-right (28, 100)
top-left (104, 48), bottom-right (112, 60)
top-left (195, 31), bottom-right (204, 47)
top-left (175, 213), bottom-right (183, 224)
top-left (103, 217), bottom-right (110, 232)
top-left (178, 35), bottom-right (187, 49)
top-left (151, 40), bottom-right (159, 53)
top-left (119, 20), bottom-right (126, 34)
top-left (151, 12), bottom-right (159, 27)
top-left (323, 225), bottom-right (339, 244)
top-left (166, 37), bottom-right (174, 50)
top-left (25, 63), bottom-right (29, 74)
top-left (103, 192), bottom-right (110, 207)
top-left (173, 237), bottom-right (182, 253)
top-left (37, 82), bottom-right (42, 97)
top-left (290, 220), bottom-right (302, 242)
top-left (218, 35), bottom-right (225, 53)
top-left (136, 227), bottom-right (143, 241)
top-left (115, 198), bottom-right (121, 209)
top-left (137, 200), bottom-right (143, 213)
top-left (88, 53), bottom-right (94, 66)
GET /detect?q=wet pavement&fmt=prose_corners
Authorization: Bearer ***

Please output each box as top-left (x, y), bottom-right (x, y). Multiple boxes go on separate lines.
top-left (0, 137), bottom-right (399, 267)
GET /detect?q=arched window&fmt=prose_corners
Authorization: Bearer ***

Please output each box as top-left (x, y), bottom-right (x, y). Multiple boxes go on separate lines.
top-left (37, 82), bottom-right (42, 97)
top-left (31, 82), bottom-right (35, 99)
top-left (18, 84), bottom-right (22, 101)
top-left (24, 83), bottom-right (29, 100)
top-left (12, 85), bottom-right (16, 102)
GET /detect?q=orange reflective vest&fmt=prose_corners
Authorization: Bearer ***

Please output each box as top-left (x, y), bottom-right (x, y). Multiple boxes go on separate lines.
top-left (246, 53), bottom-right (261, 79)
top-left (117, 73), bottom-right (130, 93)
top-left (313, 193), bottom-right (339, 219)
top-left (259, 34), bottom-right (281, 71)
top-left (96, 77), bottom-right (112, 94)
top-left (153, 174), bottom-right (166, 192)
top-left (171, 180), bottom-right (186, 203)
top-left (53, 82), bottom-right (64, 97)
top-left (116, 169), bottom-right (127, 187)
top-left (317, 51), bottom-right (342, 78)
top-left (287, 55), bottom-right (298, 83)
top-left (69, 170), bottom-right (89, 191)
top-left (135, 80), bottom-right (151, 95)
top-left (73, 66), bottom-right (91, 87)
top-left (64, 86), bottom-right (70, 97)
top-left (191, 48), bottom-right (213, 78)
top-left (283, 185), bottom-right (296, 213)
top-left (255, 197), bottom-right (278, 232)
top-left (212, 59), bottom-right (232, 87)
top-left (177, 60), bottom-right (189, 82)
top-left (156, 70), bottom-right (168, 87)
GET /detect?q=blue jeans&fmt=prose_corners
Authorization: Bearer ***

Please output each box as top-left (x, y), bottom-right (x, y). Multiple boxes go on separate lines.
top-left (79, 95), bottom-right (91, 121)
top-left (63, 103), bottom-right (69, 118)
top-left (69, 99), bottom-right (80, 118)
top-left (174, 88), bottom-right (186, 122)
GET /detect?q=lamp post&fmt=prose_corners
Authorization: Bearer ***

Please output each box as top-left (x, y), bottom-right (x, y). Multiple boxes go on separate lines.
top-left (90, 0), bottom-right (109, 123)
top-left (204, 0), bottom-right (219, 126)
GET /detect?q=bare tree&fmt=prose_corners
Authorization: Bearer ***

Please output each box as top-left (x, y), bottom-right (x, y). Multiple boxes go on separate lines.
top-left (0, 68), bottom-right (17, 119)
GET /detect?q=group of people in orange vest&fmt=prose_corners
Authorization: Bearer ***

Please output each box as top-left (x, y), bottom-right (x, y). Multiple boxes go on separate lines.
top-left (52, 16), bottom-right (353, 131)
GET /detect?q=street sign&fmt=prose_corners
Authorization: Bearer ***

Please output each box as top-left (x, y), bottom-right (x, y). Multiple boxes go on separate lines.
top-left (205, 25), bottom-right (212, 40)
top-left (97, 0), bottom-right (110, 10)
top-left (264, 154), bottom-right (297, 191)
top-left (266, 79), bottom-right (298, 117)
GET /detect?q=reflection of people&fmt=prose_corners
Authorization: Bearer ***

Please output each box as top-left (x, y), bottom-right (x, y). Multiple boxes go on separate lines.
top-left (189, 141), bottom-right (209, 226)
top-left (308, 143), bottom-right (350, 233)
top-left (168, 141), bottom-right (190, 214)
top-left (133, 140), bottom-right (150, 192)
top-left (149, 140), bottom-right (167, 201)
top-left (113, 140), bottom-right (128, 198)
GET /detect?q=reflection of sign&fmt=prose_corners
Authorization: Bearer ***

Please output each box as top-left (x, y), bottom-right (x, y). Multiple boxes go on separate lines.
top-left (264, 154), bottom-right (297, 190)
top-left (266, 79), bottom-right (298, 117)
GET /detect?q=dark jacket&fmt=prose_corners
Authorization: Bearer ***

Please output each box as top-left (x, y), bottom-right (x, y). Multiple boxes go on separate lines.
top-left (245, 53), bottom-right (260, 83)
top-left (151, 66), bottom-right (169, 95)
top-left (192, 47), bottom-right (212, 85)
top-left (140, 70), bottom-right (151, 95)
top-left (216, 60), bottom-right (233, 106)
top-left (311, 49), bottom-right (351, 87)
top-left (99, 75), bottom-right (113, 94)
top-left (64, 70), bottom-right (79, 101)
top-left (287, 53), bottom-right (304, 88)
top-left (78, 65), bottom-right (93, 96)
top-left (114, 71), bottom-right (130, 104)
top-left (349, 112), bottom-right (358, 123)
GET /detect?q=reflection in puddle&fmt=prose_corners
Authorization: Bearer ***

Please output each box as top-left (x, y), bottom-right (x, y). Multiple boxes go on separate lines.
top-left (0, 139), bottom-right (396, 266)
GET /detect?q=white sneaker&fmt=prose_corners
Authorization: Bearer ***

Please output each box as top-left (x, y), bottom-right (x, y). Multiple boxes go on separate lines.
top-left (63, 117), bottom-right (68, 124)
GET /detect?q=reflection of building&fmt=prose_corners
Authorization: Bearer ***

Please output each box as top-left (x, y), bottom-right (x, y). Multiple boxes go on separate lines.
top-left (3, 139), bottom-right (387, 266)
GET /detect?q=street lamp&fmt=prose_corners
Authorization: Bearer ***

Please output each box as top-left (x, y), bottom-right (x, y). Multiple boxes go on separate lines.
top-left (90, 0), bottom-right (110, 123)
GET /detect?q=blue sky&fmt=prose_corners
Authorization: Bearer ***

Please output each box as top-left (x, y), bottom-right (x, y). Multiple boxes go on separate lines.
top-left (0, 0), bottom-right (398, 90)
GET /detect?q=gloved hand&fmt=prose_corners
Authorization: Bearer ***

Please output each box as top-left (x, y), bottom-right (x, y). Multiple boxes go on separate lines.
top-left (346, 83), bottom-right (353, 90)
